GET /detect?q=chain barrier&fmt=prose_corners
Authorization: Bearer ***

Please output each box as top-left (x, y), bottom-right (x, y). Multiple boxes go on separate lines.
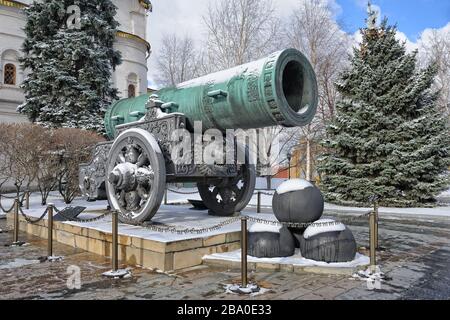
top-left (0, 197), bottom-right (15, 214)
top-left (166, 188), bottom-right (275, 196)
top-left (254, 191), bottom-right (275, 196)
top-left (19, 206), bottom-right (48, 224)
top-left (9, 204), bottom-right (372, 235)
top-left (0, 191), bottom-right (31, 213)
top-left (139, 216), bottom-right (241, 235)
top-left (0, 192), bottom-right (26, 200)
top-left (113, 211), bottom-right (371, 236)
top-left (5, 188), bottom-right (371, 237)
top-left (9, 202), bottom-right (112, 225)
top-left (246, 211), bottom-right (371, 229)
top-left (112, 212), bottom-right (241, 235)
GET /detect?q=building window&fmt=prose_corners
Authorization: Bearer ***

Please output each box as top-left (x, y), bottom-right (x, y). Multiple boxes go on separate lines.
top-left (128, 84), bottom-right (136, 98)
top-left (4, 64), bottom-right (16, 85)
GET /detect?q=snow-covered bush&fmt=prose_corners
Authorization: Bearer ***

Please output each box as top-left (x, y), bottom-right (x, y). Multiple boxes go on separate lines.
top-left (0, 124), bottom-right (103, 204)
top-left (52, 128), bottom-right (104, 204)
top-left (0, 124), bottom-right (44, 198)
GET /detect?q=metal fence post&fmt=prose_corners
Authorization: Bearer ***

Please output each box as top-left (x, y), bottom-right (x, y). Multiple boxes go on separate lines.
top-left (369, 210), bottom-right (376, 271)
top-left (112, 210), bottom-right (119, 272)
top-left (164, 188), bottom-right (168, 205)
top-left (13, 199), bottom-right (19, 244)
top-left (374, 201), bottom-right (379, 250)
top-left (257, 192), bottom-right (261, 214)
top-left (241, 216), bottom-right (248, 288)
top-left (47, 204), bottom-right (54, 257)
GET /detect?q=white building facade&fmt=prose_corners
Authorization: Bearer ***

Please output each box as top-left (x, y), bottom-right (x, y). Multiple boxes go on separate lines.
top-left (0, 0), bottom-right (151, 123)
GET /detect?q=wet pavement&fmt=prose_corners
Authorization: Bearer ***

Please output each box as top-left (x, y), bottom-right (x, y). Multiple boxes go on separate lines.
top-left (0, 209), bottom-right (449, 300)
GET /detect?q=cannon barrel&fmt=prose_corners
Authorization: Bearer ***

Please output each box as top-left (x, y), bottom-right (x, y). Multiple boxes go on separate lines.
top-left (105, 48), bottom-right (318, 139)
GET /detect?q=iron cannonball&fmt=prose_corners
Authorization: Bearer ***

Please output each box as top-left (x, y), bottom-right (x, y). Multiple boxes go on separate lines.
top-left (272, 179), bottom-right (324, 224)
top-left (247, 225), bottom-right (295, 258)
top-left (298, 221), bottom-right (357, 263)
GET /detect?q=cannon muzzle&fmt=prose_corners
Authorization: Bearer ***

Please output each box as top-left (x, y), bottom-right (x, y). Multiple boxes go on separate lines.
top-left (105, 48), bottom-right (318, 139)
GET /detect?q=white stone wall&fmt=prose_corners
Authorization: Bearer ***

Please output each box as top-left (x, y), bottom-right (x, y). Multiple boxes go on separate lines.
top-left (113, 0), bottom-right (149, 98)
top-left (114, 0), bottom-right (147, 40)
top-left (113, 36), bottom-right (149, 99)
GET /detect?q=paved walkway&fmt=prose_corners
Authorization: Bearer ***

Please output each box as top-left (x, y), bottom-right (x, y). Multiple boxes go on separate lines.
top-left (1, 209), bottom-right (449, 300)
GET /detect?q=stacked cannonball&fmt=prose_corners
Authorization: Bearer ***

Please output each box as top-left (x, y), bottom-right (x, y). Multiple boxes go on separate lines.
top-left (248, 179), bottom-right (357, 263)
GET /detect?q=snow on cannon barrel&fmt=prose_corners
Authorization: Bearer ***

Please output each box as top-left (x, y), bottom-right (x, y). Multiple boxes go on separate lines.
top-left (104, 48), bottom-right (318, 139)
top-left (79, 49), bottom-right (319, 224)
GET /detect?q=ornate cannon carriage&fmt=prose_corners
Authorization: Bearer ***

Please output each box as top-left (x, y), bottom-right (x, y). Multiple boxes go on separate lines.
top-left (79, 48), bottom-right (318, 224)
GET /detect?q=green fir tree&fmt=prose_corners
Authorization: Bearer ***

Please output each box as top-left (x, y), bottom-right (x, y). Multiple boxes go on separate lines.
top-left (19, 0), bottom-right (121, 134)
top-left (318, 19), bottom-right (450, 207)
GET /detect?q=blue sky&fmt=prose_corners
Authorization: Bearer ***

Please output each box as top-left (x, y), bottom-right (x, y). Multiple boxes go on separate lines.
top-left (336, 0), bottom-right (450, 41)
top-left (146, 0), bottom-right (450, 86)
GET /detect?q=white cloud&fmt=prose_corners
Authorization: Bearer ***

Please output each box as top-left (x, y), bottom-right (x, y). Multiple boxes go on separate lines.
top-left (145, 1), bottom-right (448, 87)
top-left (355, 0), bottom-right (382, 24)
top-left (417, 22), bottom-right (450, 48)
top-left (352, 29), bottom-right (417, 53)
top-left (396, 31), bottom-right (419, 52)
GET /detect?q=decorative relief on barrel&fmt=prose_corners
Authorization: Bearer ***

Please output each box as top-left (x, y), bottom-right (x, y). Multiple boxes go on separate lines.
top-left (246, 72), bottom-right (260, 103)
top-left (263, 54), bottom-right (286, 123)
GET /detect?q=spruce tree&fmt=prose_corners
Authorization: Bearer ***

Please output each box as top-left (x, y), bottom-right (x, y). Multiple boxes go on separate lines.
top-left (318, 19), bottom-right (450, 207)
top-left (19, 0), bottom-right (121, 134)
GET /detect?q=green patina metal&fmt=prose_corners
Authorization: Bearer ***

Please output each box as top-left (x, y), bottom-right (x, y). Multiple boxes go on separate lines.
top-left (105, 48), bottom-right (318, 139)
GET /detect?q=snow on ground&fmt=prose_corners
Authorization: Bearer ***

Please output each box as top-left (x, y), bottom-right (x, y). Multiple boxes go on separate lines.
top-left (225, 284), bottom-right (271, 296)
top-left (203, 249), bottom-right (370, 269)
top-left (102, 269), bottom-right (132, 279)
top-left (247, 193), bottom-right (450, 218)
top-left (0, 258), bottom-right (41, 270)
top-left (324, 202), bottom-right (450, 218)
top-left (352, 266), bottom-right (388, 288)
top-left (1, 191), bottom-right (243, 242)
top-left (1, 184), bottom-right (449, 228)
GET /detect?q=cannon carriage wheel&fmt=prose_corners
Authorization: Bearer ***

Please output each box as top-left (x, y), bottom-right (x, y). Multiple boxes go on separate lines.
top-left (106, 128), bottom-right (166, 224)
top-left (197, 147), bottom-right (256, 216)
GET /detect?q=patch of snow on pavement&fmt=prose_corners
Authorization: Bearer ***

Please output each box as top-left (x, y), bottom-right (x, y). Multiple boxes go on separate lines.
top-left (352, 266), bottom-right (388, 289)
top-left (225, 284), bottom-right (270, 296)
top-left (204, 249), bottom-right (369, 268)
top-left (102, 269), bottom-right (132, 279)
top-left (0, 259), bottom-right (41, 270)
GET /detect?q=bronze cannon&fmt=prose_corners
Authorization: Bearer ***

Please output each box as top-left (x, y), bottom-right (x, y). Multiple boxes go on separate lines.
top-left (79, 48), bottom-right (318, 223)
